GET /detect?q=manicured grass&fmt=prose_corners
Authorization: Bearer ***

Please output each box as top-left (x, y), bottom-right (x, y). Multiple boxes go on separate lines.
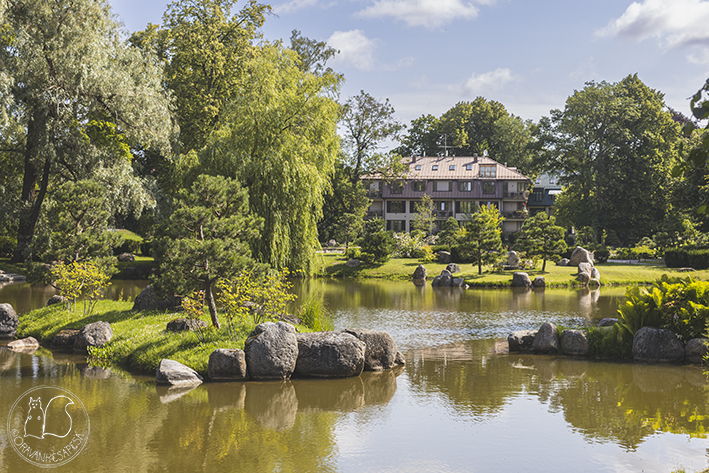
top-left (115, 229), bottom-right (143, 242)
top-left (320, 254), bottom-right (709, 287)
top-left (15, 300), bottom-right (314, 377)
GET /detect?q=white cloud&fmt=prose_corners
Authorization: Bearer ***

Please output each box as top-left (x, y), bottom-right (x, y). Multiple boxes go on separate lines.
top-left (463, 68), bottom-right (514, 93)
top-left (272, 0), bottom-right (321, 15)
top-left (358, 0), bottom-right (485, 29)
top-left (596, 0), bottom-right (709, 48)
top-left (327, 30), bottom-right (378, 70)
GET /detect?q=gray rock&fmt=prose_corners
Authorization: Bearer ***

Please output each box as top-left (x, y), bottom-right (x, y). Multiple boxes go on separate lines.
top-left (166, 318), bottom-right (207, 332)
top-left (47, 295), bottom-right (66, 306)
top-left (598, 318), bottom-right (618, 327)
top-left (685, 338), bottom-right (709, 364)
top-left (532, 276), bottom-right (546, 288)
top-left (244, 322), bottom-right (299, 380)
top-left (437, 251), bottom-right (452, 264)
top-left (632, 327), bottom-right (685, 363)
top-left (73, 321), bottom-right (113, 353)
top-left (395, 351), bottom-right (406, 365)
top-left (132, 285), bottom-right (181, 312)
top-left (511, 272), bottom-right (532, 288)
top-left (577, 272), bottom-right (591, 284)
top-left (561, 329), bottom-right (589, 356)
top-left (345, 259), bottom-right (361, 268)
top-left (117, 252), bottom-right (135, 262)
top-left (508, 330), bottom-right (536, 352)
top-left (451, 277), bottom-right (466, 287)
top-left (578, 262), bottom-right (594, 277)
top-left (344, 328), bottom-right (398, 371)
top-left (557, 258), bottom-right (570, 266)
top-left (432, 270), bottom-right (453, 287)
top-left (295, 332), bottom-right (366, 378)
top-left (591, 267), bottom-right (601, 280)
top-left (156, 359), bottom-right (203, 386)
top-left (82, 366), bottom-right (112, 379)
top-left (7, 336), bottom-right (40, 350)
top-left (0, 303), bottom-right (18, 337)
top-left (445, 263), bottom-right (461, 274)
top-left (507, 251), bottom-right (520, 268)
top-left (208, 349), bottom-right (248, 380)
top-left (53, 329), bottom-right (80, 348)
top-left (413, 264), bottom-right (427, 280)
top-left (327, 239), bottom-right (338, 247)
top-left (569, 246), bottom-right (593, 266)
top-left (531, 322), bottom-right (559, 354)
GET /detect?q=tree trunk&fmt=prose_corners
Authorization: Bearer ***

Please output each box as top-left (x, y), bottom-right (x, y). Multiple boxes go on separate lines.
top-left (205, 281), bottom-right (221, 329)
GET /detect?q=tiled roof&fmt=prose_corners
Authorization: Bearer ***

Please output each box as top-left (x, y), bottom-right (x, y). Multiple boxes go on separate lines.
top-left (366, 156), bottom-right (530, 181)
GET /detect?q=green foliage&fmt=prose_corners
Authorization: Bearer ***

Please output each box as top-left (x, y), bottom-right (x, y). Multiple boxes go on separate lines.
top-left (0, 236), bottom-right (17, 258)
top-left (437, 217), bottom-right (460, 249)
top-left (438, 98), bottom-right (508, 157)
top-left (664, 248), bottom-right (709, 269)
top-left (359, 218), bottom-right (395, 263)
top-left (586, 326), bottom-right (632, 359)
top-left (410, 194), bottom-right (435, 235)
top-left (393, 114), bottom-right (441, 158)
top-left (153, 175), bottom-right (263, 328)
top-left (51, 260), bottom-right (111, 317)
top-left (392, 231), bottom-right (438, 258)
top-left (297, 296), bottom-right (334, 332)
top-left (615, 246), bottom-right (656, 261)
top-left (457, 205), bottom-right (504, 274)
top-left (343, 247), bottom-right (361, 260)
top-left (514, 212), bottom-right (566, 271)
top-left (674, 77), bottom-right (709, 188)
top-left (594, 247), bottom-right (610, 263)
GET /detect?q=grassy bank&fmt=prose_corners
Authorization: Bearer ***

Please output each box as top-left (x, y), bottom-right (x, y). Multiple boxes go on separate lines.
top-left (15, 300), bottom-right (312, 377)
top-left (320, 254), bottom-right (709, 286)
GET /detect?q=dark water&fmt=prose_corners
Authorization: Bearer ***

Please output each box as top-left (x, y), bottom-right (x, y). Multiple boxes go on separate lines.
top-left (1, 280), bottom-right (708, 472)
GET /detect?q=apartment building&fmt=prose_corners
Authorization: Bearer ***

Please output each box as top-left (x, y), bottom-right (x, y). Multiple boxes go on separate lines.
top-left (364, 155), bottom-right (531, 237)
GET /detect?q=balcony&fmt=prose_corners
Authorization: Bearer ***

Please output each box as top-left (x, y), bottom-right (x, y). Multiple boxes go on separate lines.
top-left (502, 210), bottom-right (528, 219)
top-left (434, 211), bottom-right (454, 219)
top-left (503, 191), bottom-right (529, 200)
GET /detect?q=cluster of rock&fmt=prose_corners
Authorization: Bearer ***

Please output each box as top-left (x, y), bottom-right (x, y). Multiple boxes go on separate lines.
top-left (412, 264), bottom-right (468, 288)
top-left (557, 247), bottom-right (601, 286)
top-left (132, 285), bottom-right (182, 312)
top-left (44, 321), bottom-right (114, 353)
top-left (511, 272), bottom-right (545, 288)
top-left (0, 270), bottom-right (26, 283)
top-left (508, 321), bottom-right (709, 364)
top-left (0, 303), bottom-right (18, 339)
top-left (156, 321), bottom-right (405, 387)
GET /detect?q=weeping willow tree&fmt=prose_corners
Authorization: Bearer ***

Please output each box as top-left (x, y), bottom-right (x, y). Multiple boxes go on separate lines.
top-left (200, 43), bottom-right (341, 275)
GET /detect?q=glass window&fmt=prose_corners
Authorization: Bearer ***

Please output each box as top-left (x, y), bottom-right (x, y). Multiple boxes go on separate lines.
top-left (387, 220), bottom-right (406, 232)
top-left (483, 181), bottom-right (495, 195)
top-left (459, 201), bottom-right (477, 213)
top-left (480, 165), bottom-right (496, 178)
top-left (449, 165), bottom-right (455, 171)
top-left (459, 181), bottom-right (472, 192)
top-left (413, 181), bottom-right (426, 192)
top-left (433, 181), bottom-right (451, 192)
top-left (532, 189), bottom-right (543, 202)
top-left (415, 164), bottom-right (422, 171)
top-left (387, 201), bottom-right (406, 213)
top-left (435, 201), bottom-right (449, 211)
top-left (517, 182), bottom-right (525, 192)
top-left (465, 164), bottom-right (473, 171)
top-left (432, 165), bottom-right (439, 171)
top-left (391, 182), bottom-right (403, 194)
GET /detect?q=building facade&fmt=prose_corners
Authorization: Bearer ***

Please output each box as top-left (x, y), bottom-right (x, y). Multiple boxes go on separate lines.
top-left (364, 155), bottom-right (531, 237)
top-left (526, 173), bottom-right (562, 216)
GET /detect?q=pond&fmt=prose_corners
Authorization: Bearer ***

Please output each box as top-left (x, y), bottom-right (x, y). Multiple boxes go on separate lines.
top-left (1, 280), bottom-right (708, 472)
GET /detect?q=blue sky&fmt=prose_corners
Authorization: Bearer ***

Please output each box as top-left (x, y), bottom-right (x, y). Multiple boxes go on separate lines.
top-left (111, 0), bottom-right (709, 128)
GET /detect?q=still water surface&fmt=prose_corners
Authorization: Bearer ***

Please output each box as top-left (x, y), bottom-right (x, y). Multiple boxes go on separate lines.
top-left (1, 280), bottom-right (708, 472)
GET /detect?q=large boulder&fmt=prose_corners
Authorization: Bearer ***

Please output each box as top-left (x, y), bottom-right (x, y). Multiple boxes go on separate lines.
top-left (295, 332), bottom-right (366, 378)
top-left (47, 295), bottom-right (66, 306)
top-left (73, 321), bottom-right (113, 353)
top-left (591, 267), bottom-right (601, 280)
top-left (532, 276), bottom-right (546, 288)
top-left (437, 251), bottom-right (452, 264)
top-left (53, 329), bottom-right (80, 349)
top-left (166, 318), bottom-right (207, 332)
top-left (598, 318), bottom-right (618, 327)
top-left (412, 265), bottom-right (427, 280)
top-left (578, 262), bottom-right (594, 280)
top-left (507, 251), bottom-right (520, 268)
top-left (557, 258), bottom-right (570, 267)
top-left (156, 359), bottom-right (203, 386)
top-left (431, 270), bottom-right (453, 287)
top-left (569, 246), bottom-right (593, 266)
top-left (208, 349), bottom-right (248, 380)
top-left (345, 259), bottom-right (361, 268)
top-left (244, 322), bottom-right (299, 380)
top-left (511, 272), bottom-right (532, 288)
top-left (531, 322), bottom-right (559, 354)
top-left (132, 285), bottom-right (181, 312)
top-left (561, 329), bottom-right (589, 356)
top-left (451, 278), bottom-right (466, 288)
top-left (684, 338), bottom-right (709, 364)
top-left (508, 330), bottom-right (536, 352)
top-left (445, 263), bottom-right (461, 274)
top-left (344, 328), bottom-right (398, 371)
top-left (117, 252), bottom-right (135, 262)
top-left (7, 336), bottom-right (40, 350)
top-left (0, 303), bottom-right (18, 338)
top-left (632, 327), bottom-right (685, 363)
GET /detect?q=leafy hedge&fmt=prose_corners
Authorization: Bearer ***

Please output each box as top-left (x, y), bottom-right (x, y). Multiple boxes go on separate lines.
top-left (664, 248), bottom-right (709, 269)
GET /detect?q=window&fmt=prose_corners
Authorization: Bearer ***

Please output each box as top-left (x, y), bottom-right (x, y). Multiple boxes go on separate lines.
top-left (387, 201), bottom-right (406, 213)
top-left (459, 201), bottom-right (477, 213)
top-left (432, 165), bottom-right (439, 171)
top-left (483, 181), bottom-right (495, 195)
top-left (433, 181), bottom-right (451, 192)
top-left (532, 189), bottom-right (543, 202)
top-left (391, 182), bottom-right (403, 194)
top-left (435, 201), bottom-right (449, 211)
top-left (480, 165), bottom-right (496, 178)
top-left (459, 181), bottom-right (472, 192)
top-left (413, 181), bottom-right (426, 192)
top-left (517, 182), bottom-right (525, 192)
top-left (387, 220), bottom-right (406, 232)
top-left (415, 164), bottom-right (422, 171)
top-left (449, 165), bottom-right (455, 171)
top-left (465, 163), bottom-right (473, 171)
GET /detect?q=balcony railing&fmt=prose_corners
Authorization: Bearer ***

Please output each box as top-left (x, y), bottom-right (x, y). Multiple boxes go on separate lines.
top-left (503, 191), bottom-right (529, 200)
top-left (434, 211), bottom-right (454, 218)
top-left (502, 210), bottom-right (528, 219)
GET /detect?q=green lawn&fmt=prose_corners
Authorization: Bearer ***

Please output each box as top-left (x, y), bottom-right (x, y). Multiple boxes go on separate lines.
top-left (320, 254), bottom-right (709, 287)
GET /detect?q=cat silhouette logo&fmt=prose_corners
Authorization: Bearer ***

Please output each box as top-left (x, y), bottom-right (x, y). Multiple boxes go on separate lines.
top-left (7, 385), bottom-right (90, 468)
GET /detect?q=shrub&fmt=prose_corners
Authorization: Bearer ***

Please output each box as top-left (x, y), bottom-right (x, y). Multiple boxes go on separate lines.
top-left (51, 260), bottom-right (112, 316)
top-left (594, 247), bottom-right (610, 263)
top-left (140, 240), bottom-right (154, 257)
top-left (343, 247), bottom-right (361, 260)
top-left (113, 239), bottom-right (141, 256)
top-left (587, 325), bottom-right (632, 359)
top-left (297, 296), bottom-right (334, 331)
top-left (663, 248), bottom-right (709, 269)
top-left (0, 236), bottom-right (16, 258)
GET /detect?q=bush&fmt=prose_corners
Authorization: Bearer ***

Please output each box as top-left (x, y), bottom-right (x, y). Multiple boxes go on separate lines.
top-left (587, 325), bottom-right (632, 359)
top-left (594, 247), bottom-right (610, 263)
top-left (0, 236), bottom-right (16, 258)
top-left (113, 239), bottom-right (141, 256)
top-left (140, 240), bottom-right (154, 257)
top-left (343, 247), bottom-right (361, 260)
top-left (664, 248), bottom-right (689, 268)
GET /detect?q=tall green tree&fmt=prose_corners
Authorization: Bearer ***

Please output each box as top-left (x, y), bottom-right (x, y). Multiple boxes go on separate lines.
top-left (535, 75), bottom-right (679, 245)
top-left (1, 0), bottom-right (173, 262)
top-left (515, 212), bottom-right (566, 271)
top-left (458, 205), bottom-right (504, 275)
top-left (199, 44), bottom-right (341, 275)
top-left (394, 114), bottom-right (441, 157)
top-left (438, 97), bottom-right (508, 157)
top-left (411, 194), bottom-right (435, 235)
top-left (153, 175), bottom-right (262, 328)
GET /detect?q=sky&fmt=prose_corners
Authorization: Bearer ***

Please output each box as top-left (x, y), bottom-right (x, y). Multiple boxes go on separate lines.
top-left (110, 0), bottom-right (709, 130)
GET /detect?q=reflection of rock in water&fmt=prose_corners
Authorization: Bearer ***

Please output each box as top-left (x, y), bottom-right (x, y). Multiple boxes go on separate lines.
top-left (293, 377), bottom-right (365, 412)
top-left (156, 384), bottom-right (200, 404)
top-left (576, 288), bottom-right (601, 318)
top-left (0, 347), bottom-right (18, 370)
top-left (557, 358), bottom-right (587, 379)
top-left (207, 382), bottom-right (246, 410)
top-left (361, 370), bottom-right (398, 405)
top-left (632, 364), bottom-right (684, 393)
top-left (82, 365), bottom-right (112, 379)
top-left (244, 381), bottom-right (298, 431)
top-left (684, 366), bottom-right (709, 388)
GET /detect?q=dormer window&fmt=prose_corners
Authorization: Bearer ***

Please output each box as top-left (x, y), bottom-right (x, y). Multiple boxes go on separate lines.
top-left (415, 164), bottom-right (422, 171)
top-left (480, 164), bottom-right (496, 178)
top-left (465, 164), bottom-right (473, 171)
top-left (449, 165), bottom-right (455, 171)
top-left (432, 165), bottom-right (439, 171)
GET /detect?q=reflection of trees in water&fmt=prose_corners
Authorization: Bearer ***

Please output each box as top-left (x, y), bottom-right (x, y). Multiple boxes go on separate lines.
top-left (407, 340), bottom-right (709, 450)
